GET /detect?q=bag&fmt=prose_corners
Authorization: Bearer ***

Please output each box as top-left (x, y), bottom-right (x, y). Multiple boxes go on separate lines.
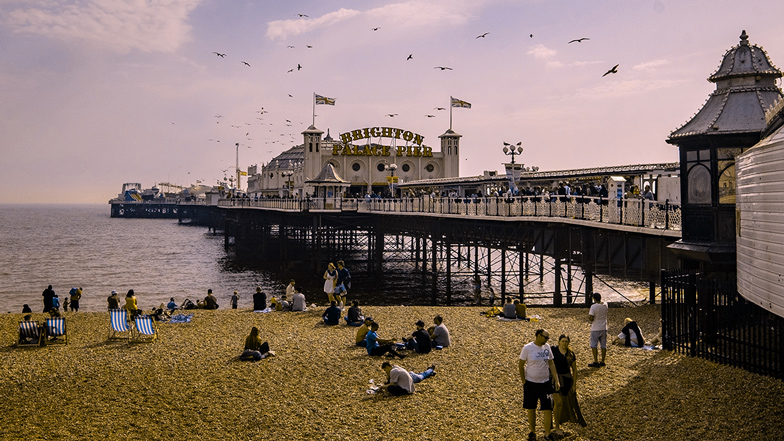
top-left (69, 287), bottom-right (77, 296)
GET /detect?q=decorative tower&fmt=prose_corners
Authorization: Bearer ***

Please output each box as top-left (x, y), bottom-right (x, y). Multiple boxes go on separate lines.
top-left (666, 30), bottom-right (782, 270)
top-left (439, 128), bottom-right (461, 178)
top-left (302, 125), bottom-right (324, 182)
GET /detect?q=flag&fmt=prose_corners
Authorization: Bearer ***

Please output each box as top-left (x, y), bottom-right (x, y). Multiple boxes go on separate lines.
top-left (451, 96), bottom-right (471, 109)
top-left (239, 171), bottom-right (248, 176)
top-left (315, 94), bottom-right (336, 105)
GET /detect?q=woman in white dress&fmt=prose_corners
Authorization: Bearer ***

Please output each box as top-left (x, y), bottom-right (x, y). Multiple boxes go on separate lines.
top-left (323, 263), bottom-right (338, 303)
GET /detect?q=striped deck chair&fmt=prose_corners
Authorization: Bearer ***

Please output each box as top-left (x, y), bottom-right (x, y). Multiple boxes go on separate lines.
top-left (45, 317), bottom-right (67, 345)
top-left (108, 309), bottom-right (132, 341)
top-left (132, 315), bottom-right (157, 342)
top-left (17, 320), bottom-right (42, 347)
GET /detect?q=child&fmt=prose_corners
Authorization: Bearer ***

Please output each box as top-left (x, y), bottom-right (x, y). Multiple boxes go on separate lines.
top-left (231, 291), bottom-right (239, 310)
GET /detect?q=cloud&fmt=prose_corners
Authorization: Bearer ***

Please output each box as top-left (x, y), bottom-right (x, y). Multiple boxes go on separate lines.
top-left (633, 59), bottom-right (670, 70)
top-left (266, 8), bottom-right (361, 40)
top-left (527, 44), bottom-right (557, 60)
top-left (266, 0), bottom-right (483, 40)
top-left (3, 0), bottom-right (201, 53)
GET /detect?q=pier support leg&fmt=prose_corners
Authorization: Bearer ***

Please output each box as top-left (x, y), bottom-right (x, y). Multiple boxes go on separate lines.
top-left (501, 246), bottom-right (507, 305)
top-left (554, 257), bottom-right (562, 306)
top-left (585, 268), bottom-right (593, 305)
top-left (519, 249), bottom-right (525, 302)
top-left (446, 236), bottom-right (452, 306)
top-left (431, 236), bottom-right (438, 305)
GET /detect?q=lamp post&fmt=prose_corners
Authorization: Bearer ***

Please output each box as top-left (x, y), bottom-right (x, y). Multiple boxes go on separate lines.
top-left (385, 163), bottom-right (398, 197)
top-left (502, 142), bottom-right (523, 164)
top-left (281, 170), bottom-right (293, 198)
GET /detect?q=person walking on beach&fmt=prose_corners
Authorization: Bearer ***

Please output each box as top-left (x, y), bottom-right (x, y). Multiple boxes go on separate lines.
top-left (69, 287), bottom-right (82, 312)
top-left (107, 290), bottom-right (120, 310)
top-left (551, 335), bottom-right (586, 436)
top-left (231, 291), bottom-right (239, 310)
top-left (336, 260), bottom-right (351, 307)
top-left (588, 292), bottom-right (609, 367)
top-left (323, 263), bottom-right (337, 303)
top-left (519, 329), bottom-right (560, 441)
top-left (42, 285), bottom-right (55, 312)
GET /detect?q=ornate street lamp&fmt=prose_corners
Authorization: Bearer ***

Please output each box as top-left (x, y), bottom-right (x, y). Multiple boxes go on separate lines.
top-left (281, 170), bottom-right (293, 197)
top-left (503, 142), bottom-right (523, 164)
top-left (385, 163), bottom-right (398, 197)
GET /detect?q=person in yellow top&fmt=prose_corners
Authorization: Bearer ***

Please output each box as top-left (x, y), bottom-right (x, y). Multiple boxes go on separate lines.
top-left (70, 287), bottom-right (82, 312)
top-left (515, 299), bottom-right (527, 320)
top-left (241, 327), bottom-right (274, 361)
top-left (123, 289), bottom-right (139, 318)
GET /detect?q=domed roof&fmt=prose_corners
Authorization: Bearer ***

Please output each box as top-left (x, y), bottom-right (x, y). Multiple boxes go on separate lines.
top-left (668, 31), bottom-right (783, 142)
top-left (708, 30), bottom-right (781, 82)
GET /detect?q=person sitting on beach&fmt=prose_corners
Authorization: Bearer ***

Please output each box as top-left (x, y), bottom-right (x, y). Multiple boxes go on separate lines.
top-left (428, 315), bottom-right (451, 348)
top-left (123, 290), bottom-right (140, 318)
top-left (253, 287), bottom-right (267, 311)
top-left (167, 297), bottom-right (178, 312)
top-left (107, 290), bottom-right (121, 310)
top-left (345, 300), bottom-right (364, 326)
top-left (378, 361), bottom-right (435, 396)
top-left (240, 326), bottom-right (274, 361)
top-left (291, 287), bottom-right (306, 312)
top-left (278, 295), bottom-right (291, 311)
top-left (515, 299), bottom-right (527, 320)
top-left (355, 317), bottom-right (373, 347)
top-left (22, 304), bottom-right (32, 314)
top-left (613, 318), bottom-right (646, 347)
top-left (366, 322), bottom-right (405, 359)
top-left (403, 320), bottom-right (431, 354)
top-left (503, 298), bottom-right (517, 319)
top-left (322, 301), bottom-right (341, 325)
top-left (203, 289), bottom-right (219, 310)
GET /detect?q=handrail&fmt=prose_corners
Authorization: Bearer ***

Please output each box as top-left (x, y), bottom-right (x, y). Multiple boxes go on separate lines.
top-left (217, 195), bottom-right (681, 232)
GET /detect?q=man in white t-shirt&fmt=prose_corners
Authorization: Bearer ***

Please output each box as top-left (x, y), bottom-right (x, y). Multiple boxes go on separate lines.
top-left (378, 362), bottom-right (434, 396)
top-left (519, 329), bottom-right (560, 441)
top-left (291, 287), bottom-right (306, 312)
top-left (588, 292), bottom-right (609, 367)
top-left (429, 315), bottom-right (451, 348)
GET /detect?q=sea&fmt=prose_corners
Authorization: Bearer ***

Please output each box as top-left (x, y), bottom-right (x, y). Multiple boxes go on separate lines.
top-left (0, 204), bottom-right (649, 314)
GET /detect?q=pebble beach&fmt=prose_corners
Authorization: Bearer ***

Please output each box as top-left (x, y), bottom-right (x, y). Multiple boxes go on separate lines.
top-left (3, 304), bottom-right (784, 440)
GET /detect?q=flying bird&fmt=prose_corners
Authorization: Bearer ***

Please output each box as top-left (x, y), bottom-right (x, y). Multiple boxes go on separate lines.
top-left (287, 69), bottom-right (294, 73)
top-left (306, 45), bottom-right (313, 48)
top-left (426, 114), bottom-right (435, 118)
top-left (476, 32), bottom-right (489, 39)
top-left (530, 34), bottom-right (533, 38)
top-left (242, 61), bottom-right (251, 67)
top-left (568, 37), bottom-right (590, 44)
top-left (297, 64), bottom-right (302, 70)
top-left (287, 45), bottom-right (295, 48)
top-left (213, 52), bottom-right (226, 57)
top-left (434, 66), bottom-right (452, 70)
top-left (372, 27), bottom-right (380, 31)
top-left (602, 64), bottom-right (619, 77)
top-left (434, 107), bottom-right (446, 110)
top-left (386, 114), bottom-right (398, 117)
top-left (288, 94), bottom-right (293, 97)
top-left (297, 14), bottom-right (308, 17)
top-left (406, 54), bottom-right (413, 60)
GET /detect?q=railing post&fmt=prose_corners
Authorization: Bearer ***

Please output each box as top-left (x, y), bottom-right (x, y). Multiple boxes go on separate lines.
top-left (665, 199), bottom-right (670, 230)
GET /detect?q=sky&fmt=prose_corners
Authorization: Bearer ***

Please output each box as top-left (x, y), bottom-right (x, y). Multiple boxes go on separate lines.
top-left (1, 0), bottom-right (783, 204)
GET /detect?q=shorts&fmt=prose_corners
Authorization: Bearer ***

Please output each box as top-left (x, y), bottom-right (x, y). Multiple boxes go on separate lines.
top-left (590, 330), bottom-right (607, 349)
top-left (523, 380), bottom-right (554, 410)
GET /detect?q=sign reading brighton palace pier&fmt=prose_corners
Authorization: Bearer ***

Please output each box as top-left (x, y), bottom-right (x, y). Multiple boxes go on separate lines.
top-left (334, 127), bottom-right (433, 157)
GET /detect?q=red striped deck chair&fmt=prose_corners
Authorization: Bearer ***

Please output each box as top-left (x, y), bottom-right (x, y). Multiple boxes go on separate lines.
top-left (108, 309), bottom-right (132, 341)
top-left (132, 315), bottom-right (157, 343)
top-left (45, 317), bottom-right (67, 345)
top-left (17, 320), bottom-right (43, 347)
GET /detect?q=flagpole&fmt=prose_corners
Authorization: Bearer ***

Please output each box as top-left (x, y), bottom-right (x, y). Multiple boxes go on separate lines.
top-left (449, 96), bottom-right (453, 130)
top-left (312, 93), bottom-right (316, 126)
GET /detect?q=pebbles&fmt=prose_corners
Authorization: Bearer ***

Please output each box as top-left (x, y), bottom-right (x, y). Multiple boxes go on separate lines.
top-left (1, 305), bottom-right (783, 440)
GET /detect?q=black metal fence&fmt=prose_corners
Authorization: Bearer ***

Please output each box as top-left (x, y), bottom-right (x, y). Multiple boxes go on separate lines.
top-left (661, 269), bottom-right (784, 379)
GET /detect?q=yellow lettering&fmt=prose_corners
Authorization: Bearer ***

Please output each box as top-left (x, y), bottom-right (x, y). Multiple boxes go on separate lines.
top-left (414, 146), bottom-right (422, 157)
top-left (395, 146), bottom-right (404, 156)
top-left (339, 133), bottom-right (352, 144)
top-left (381, 127), bottom-right (392, 137)
top-left (351, 129), bottom-right (363, 141)
top-left (407, 145), bottom-right (413, 156)
top-left (402, 131), bottom-right (413, 142)
top-left (423, 146), bottom-right (433, 157)
top-left (333, 144), bottom-right (343, 155)
top-left (372, 145), bottom-right (381, 156)
top-left (362, 128), bottom-right (370, 139)
top-left (392, 128), bottom-right (402, 139)
top-left (352, 145), bottom-right (361, 155)
top-left (382, 146), bottom-right (390, 156)
top-left (414, 134), bottom-right (424, 145)
top-left (370, 127), bottom-right (380, 137)
top-left (362, 145), bottom-right (372, 156)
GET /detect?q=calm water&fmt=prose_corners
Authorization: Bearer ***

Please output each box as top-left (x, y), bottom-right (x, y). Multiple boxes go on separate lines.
top-left (0, 204), bottom-right (648, 314)
top-left (0, 204), bottom-right (278, 313)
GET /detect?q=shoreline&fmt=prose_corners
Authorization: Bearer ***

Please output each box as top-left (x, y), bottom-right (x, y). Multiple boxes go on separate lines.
top-left (3, 305), bottom-right (782, 440)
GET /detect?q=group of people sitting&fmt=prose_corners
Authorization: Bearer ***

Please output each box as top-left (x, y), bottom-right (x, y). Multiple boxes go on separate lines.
top-left (353, 315), bottom-right (452, 357)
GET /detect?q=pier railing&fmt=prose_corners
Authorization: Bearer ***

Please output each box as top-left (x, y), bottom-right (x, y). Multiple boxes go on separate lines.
top-left (218, 195), bottom-right (681, 231)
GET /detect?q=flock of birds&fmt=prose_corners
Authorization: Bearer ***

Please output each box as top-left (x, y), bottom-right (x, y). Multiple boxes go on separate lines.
top-left (196, 14), bottom-right (619, 177)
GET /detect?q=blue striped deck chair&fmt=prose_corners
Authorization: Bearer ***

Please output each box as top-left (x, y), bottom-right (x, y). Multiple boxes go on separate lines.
top-left (45, 317), bottom-right (68, 345)
top-left (132, 315), bottom-right (157, 342)
top-left (108, 309), bottom-right (132, 341)
top-left (17, 320), bottom-right (42, 347)
top-left (44, 317), bottom-right (68, 344)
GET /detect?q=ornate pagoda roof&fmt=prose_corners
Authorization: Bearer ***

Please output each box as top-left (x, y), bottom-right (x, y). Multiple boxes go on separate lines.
top-left (306, 163), bottom-right (349, 185)
top-left (668, 31), bottom-right (782, 143)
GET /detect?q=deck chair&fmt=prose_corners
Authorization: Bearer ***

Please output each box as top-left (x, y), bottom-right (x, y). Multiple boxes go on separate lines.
top-left (108, 309), bottom-right (132, 341)
top-left (132, 315), bottom-right (157, 342)
top-left (17, 320), bottom-right (43, 347)
top-left (45, 317), bottom-right (68, 345)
